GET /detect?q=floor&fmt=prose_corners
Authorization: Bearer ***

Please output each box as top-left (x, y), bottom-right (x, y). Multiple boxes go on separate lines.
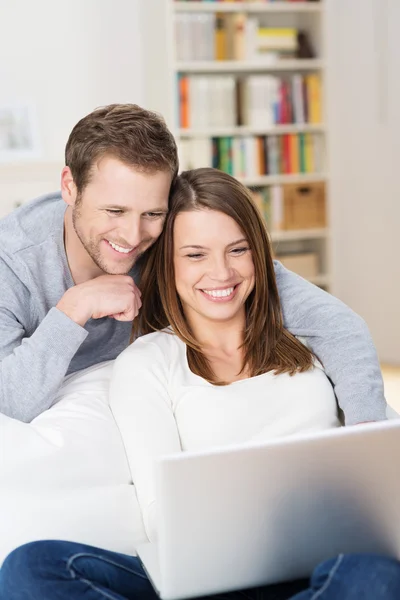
top-left (382, 365), bottom-right (400, 414)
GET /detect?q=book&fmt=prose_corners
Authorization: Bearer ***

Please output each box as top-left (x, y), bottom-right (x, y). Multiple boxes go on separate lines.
top-left (306, 74), bottom-right (322, 123)
top-left (178, 74), bottom-right (320, 128)
top-left (177, 133), bottom-right (319, 178)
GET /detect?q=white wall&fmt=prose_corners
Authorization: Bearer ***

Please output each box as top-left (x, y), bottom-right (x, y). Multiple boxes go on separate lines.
top-left (0, 0), bottom-right (144, 163)
top-left (326, 0), bottom-right (400, 364)
top-left (139, 0), bottom-right (175, 126)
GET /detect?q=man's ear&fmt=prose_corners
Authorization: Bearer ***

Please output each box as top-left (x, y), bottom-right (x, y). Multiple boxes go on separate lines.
top-left (61, 166), bottom-right (78, 206)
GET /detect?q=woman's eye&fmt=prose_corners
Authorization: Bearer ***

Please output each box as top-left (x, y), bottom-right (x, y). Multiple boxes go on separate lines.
top-left (231, 247), bottom-right (249, 255)
top-left (187, 253), bottom-right (204, 259)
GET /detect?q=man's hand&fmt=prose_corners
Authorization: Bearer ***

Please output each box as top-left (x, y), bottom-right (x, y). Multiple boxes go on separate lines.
top-left (56, 275), bottom-right (142, 327)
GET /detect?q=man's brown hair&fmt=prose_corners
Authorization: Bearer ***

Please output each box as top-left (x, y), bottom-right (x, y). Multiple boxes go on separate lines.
top-left (65, 104), bottom-right (179, 193)
top-left (133, 167), bottom-right (315, 385)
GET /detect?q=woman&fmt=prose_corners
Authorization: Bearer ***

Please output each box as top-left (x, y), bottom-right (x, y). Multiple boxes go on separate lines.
top-left (111, 167), bottom-right (341, 542)
top-left (1, 169), bottom-right (399, 600)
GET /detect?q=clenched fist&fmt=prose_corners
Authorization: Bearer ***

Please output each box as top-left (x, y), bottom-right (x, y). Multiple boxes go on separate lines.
top-left (56, 275), bottom-right (142, 327)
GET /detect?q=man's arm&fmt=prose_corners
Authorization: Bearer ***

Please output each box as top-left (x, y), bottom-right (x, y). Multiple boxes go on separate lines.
top-left (0, 300), bottom-right (88, 422)
top-left (274, 261), bottom-right (387, 425)
top-left (0, 266), bottom-right (141, 423)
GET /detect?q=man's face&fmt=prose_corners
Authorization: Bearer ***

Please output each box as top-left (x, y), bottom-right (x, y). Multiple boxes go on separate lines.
top-left (66, 157), bottom-right (171, 275)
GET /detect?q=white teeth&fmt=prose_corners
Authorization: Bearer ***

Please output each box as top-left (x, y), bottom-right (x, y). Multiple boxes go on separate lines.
top-left (108, 241), bottom-right (133, 254)
top-left (203, 287), bottom-right (235, 298)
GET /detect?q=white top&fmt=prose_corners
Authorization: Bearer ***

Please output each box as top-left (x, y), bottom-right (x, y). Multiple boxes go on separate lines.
top-left (109, 330), bottom-right (340, 541)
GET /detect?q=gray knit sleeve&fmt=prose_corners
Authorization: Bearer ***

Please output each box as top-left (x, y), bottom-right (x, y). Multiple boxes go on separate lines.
top-left (274, 261), bottom-right (387, 425)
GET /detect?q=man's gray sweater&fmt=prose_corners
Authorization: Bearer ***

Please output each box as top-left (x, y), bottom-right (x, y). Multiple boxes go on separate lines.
top-left (0, 193), bottom-right (387, 424)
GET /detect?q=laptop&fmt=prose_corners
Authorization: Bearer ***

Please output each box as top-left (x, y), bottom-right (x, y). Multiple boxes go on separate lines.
top-left (137, 420), bottom-right (400, 600)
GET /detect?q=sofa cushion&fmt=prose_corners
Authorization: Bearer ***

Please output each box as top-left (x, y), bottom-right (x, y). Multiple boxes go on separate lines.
top-left (0, 361), bottom-right (147, 565)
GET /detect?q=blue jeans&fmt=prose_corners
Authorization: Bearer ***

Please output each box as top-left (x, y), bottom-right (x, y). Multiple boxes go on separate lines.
top-left (1, 541), bottom-right (400, 600)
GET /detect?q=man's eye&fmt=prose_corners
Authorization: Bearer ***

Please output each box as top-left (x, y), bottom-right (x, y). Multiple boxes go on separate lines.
top-left (106, 209), bottom-right (123, 215)
top-left (144, 212), bottom-right (165, 219)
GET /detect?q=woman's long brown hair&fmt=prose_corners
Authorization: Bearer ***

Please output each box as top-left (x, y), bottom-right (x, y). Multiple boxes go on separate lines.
top-left (132, 168), bottom-right (314, 384)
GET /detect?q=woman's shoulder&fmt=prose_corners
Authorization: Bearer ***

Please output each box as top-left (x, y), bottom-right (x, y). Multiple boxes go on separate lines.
top-left (116, 328), bottom-right (183, 364)
top-left (296, 336), bottom-right (324, 370)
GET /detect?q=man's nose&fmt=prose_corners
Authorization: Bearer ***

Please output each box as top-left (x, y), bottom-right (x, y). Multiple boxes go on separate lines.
top-left (121, 217), bottom-right (141, 247)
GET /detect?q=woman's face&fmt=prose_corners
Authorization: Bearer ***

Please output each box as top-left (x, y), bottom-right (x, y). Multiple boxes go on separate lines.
top-left (173, 208), bottom-right (255, 326)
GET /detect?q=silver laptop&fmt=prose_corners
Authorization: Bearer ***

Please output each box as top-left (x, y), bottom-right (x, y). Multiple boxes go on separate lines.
top-left (137, 420), bottom-right (400, 600)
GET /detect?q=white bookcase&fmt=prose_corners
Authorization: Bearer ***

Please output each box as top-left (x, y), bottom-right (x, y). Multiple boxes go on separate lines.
top-left (173, 2), bottom-right (323, 13)
top-left (142, 0), bottom-right (331, 290)
top-left (174, 59), bottom-right (324, 73)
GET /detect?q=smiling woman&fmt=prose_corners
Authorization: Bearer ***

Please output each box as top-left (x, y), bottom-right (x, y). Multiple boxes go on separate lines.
top-left (174, 211), bottom-right (254, 320)
top-left (135, 167), bottom-right (317, 385)
top-left (113, 167), bottom-right (340, 548)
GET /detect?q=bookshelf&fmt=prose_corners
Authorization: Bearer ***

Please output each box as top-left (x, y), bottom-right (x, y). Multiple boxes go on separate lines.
top-left (174, 59), bottom-right (324, 73)
top-left (153, 0), bottom-right (331, 290)
top-left (269, 227), bottom-right (328, 243)
top-left (178, 123), bottom-right (325, 137)
top-left (174, 2), bottom-right (322, 14)
top-left (238, 173), bottom-right (327, 186)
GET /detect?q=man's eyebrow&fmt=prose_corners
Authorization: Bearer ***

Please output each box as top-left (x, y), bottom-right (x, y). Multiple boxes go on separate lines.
top-left (103, 204), bottom-right (129, 210)
top-left (101, 205), bottom-right (168, 212)
top-left (179, 238), bottom-right (248, 250)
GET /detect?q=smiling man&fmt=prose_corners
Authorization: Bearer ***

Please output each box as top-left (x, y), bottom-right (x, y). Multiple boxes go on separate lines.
top-left (59, 157), bottom-right (171, 322)
top-left (0, 104), bottom-right (176, 421)
top-left (0, 104), bottom-right (387, 424)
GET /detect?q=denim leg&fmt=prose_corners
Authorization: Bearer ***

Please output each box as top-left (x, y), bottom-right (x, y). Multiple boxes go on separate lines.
top-left (0, 539), bottom-right (158, 600)
top-left (217, 578), bottom-right (308, 600)
top-left (290, 554), bottom-right (400, 600)
top-left (254, 579), bottom-right (309, 600)
top-left (0, 539), bottom-right (309, 600)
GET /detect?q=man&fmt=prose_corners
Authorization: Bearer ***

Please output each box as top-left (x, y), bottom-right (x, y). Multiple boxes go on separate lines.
top-left (0, 103), bottom-right (387, 423)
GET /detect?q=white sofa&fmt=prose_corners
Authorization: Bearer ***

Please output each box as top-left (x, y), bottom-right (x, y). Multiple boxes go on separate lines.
top-left (0, 361), bottom-right (147, 565)
top-left (1, 362), bottom-right (397, 566)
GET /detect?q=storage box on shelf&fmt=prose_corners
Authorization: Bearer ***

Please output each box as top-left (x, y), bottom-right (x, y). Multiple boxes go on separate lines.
top-left (250, 181), bottom-right (326, 230)
top-left (281, 181), bottom-right (326, 229)
top-left (277, 252), bottom-right (319, 280)
top-left (170, 0), bottom-right (330, 289)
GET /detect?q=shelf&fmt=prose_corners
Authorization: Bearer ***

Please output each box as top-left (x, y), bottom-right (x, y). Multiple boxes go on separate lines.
top-left (239, 172), bottom-right (327, 186)
top-left (174, 59), bottom-right (324, 73)
top-left (270, 228), bottom-right (329, 242)
top-left (173, 2), bottom-right (323, 14)
top-left (177, 123), bottom-right (325, 138)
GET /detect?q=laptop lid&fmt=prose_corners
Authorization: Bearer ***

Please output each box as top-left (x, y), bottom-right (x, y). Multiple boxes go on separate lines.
top-left (139, 420), bottom-right (400, 600)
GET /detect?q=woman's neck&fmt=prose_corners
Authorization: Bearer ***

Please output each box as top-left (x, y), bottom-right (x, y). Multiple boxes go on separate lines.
top-left (186, 310), bottom-right (246, 355)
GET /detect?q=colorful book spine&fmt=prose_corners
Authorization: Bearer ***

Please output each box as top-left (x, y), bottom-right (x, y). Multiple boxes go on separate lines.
top-left (177, 74), bottom-right (322, 129)
top-left (215, 14), bottom-right (227, 60)
top-left (306, 74), bottom-right (322, 124)
top-left (179, 133), bottom-right (320, 178)
top-left (178, 75), bottom-right (189, 129)
top-left (304, 133), bottom-right (315, 173)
